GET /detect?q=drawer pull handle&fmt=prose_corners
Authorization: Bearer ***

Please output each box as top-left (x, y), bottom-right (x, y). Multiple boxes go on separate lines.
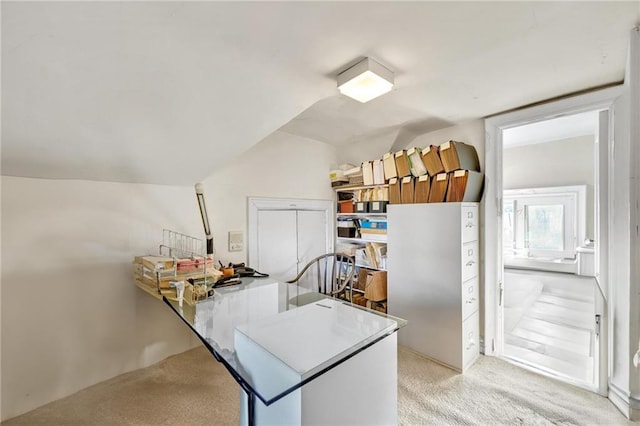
top-left (466, 261), bottom-right (476, 266)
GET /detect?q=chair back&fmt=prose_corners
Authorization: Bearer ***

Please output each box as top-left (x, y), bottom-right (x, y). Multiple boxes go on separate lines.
top-left (286, 253), bottom-right (355, 299)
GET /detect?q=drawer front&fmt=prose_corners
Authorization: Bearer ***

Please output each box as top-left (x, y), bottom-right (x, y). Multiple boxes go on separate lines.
top-left (462, 311), bottom-right (479, 371)
top-left (462, 205), bottom-right (478, 243)
top-left (462, 241), bottom-right (479, 281)
top-left (462, 277), bottom-right (479, 320)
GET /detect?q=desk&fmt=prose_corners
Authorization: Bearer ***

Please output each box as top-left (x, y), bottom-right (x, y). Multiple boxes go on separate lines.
top-left (163, 277), bottom-right (406, 425)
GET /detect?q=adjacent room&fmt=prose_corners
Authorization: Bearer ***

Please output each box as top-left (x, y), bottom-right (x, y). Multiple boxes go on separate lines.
top-left (2, 2), bottom-right (639, 425)
top-left (501, 112), bottom-right (599, 387)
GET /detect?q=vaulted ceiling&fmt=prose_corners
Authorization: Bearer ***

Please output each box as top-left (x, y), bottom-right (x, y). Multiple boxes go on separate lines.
top-left (2, 2), bottom-right (638, 185)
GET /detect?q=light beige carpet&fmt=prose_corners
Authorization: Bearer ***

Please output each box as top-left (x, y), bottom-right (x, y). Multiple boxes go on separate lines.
top-left (398, 347), bottom-right (630, 425)
top-left (3, 346), bottom-right (632, 425)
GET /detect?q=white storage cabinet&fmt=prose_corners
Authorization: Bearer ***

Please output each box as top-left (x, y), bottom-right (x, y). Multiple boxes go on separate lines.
top-left (387, 202), bottom-right (479, 372)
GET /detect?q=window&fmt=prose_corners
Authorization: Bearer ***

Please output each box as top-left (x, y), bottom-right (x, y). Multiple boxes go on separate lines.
top-left (526, 204), bottom-right (564, 250)
top-left (503, 185), bottom-right (586, 260)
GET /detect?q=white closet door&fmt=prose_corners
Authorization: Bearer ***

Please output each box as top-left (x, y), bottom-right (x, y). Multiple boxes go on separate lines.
top-left (296, 210), bottom-right (329, 266)
top-left (249, 198), bottom-right (334, 287)
top-left (256, 210), bottom-right (298, 281)
top-left (296, 210), bottom-right (330, 291)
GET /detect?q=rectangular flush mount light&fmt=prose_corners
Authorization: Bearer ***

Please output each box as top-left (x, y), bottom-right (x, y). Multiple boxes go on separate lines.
top-left (337, 57), bottom-right (394, 103)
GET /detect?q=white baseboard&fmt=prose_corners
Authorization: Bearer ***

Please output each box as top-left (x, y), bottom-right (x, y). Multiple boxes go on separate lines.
top-left (609, 382), bottom-right (632, 419)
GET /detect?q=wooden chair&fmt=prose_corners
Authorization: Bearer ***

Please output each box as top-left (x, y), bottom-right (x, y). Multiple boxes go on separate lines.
top-left (286, 253), bottom-right (356, 303)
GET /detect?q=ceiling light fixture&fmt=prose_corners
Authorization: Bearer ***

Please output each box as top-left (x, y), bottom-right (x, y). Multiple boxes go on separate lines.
top-left (337, 57), bottom-right (394, 103)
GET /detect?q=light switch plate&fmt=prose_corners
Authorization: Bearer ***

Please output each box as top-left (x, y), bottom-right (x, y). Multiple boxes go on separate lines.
top-left (228, 231), bottom-right (244, 252)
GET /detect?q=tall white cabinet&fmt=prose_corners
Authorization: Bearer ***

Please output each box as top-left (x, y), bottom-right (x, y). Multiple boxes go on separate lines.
top-left (387, 202), bottom-right (480, 372)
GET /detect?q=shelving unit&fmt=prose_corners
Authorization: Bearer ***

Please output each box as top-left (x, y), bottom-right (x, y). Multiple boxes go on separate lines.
top-left (336, 212), bottom-right (388, 250)
top-left (334, 184), bottom-right (389, 312)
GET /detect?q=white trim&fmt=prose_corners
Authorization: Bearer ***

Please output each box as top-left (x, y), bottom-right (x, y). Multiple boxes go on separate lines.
top-left (608, 382), bottom-right (630, 419)
top-left (628, 27), bottom-right (640, 404)
top-left (608, 381), bottom-right (640, 420)
top-left (501, 353), bottom-right (600, 394)
top-left (247, 197), bottom-right (335, 267)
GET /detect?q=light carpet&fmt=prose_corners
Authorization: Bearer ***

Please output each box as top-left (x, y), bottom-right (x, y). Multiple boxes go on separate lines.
top-left (3, 346), bottom-right (632, 425)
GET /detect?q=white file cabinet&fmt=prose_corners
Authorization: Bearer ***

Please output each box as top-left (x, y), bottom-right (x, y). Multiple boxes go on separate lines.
top-left (387, 202), bottom-right (479, 372)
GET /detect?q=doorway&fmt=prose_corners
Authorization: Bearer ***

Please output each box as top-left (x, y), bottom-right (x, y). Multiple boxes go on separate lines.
top-left (482, 85), bottom-right (625, 397)
top-left (500, 112), bottom-right (602, 388)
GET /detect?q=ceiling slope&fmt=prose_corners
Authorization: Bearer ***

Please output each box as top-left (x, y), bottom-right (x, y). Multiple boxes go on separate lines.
top-left (2, 2), bottom-right (638, 185)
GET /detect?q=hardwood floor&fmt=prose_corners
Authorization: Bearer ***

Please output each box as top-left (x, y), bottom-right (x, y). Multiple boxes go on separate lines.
top-left (504, 271), bottom-right (596, 385)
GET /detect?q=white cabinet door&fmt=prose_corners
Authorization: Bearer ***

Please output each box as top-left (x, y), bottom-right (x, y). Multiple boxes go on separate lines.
top-left (254, 207), bottom-right (330, 285)
top-left (295, 210), bottom-right (328, 291)
top-left (296, 210), bottom-right (328, 267)
top-left (256, 210), bottom-right (298, 281)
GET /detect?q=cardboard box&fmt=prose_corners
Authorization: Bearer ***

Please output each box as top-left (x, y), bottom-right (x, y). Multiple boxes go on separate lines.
top-left (366, 300), bottom-right (388, 313)
top-left (356, 269), bottom-right (367, 290)
top-left (360, 219), bottom-right (387, 230)
top-left (352, 293), bottom-right (368, 307)
top-left (338, 227), bottom-right (357, 238)
top-left (355, 201), bottom-right (369, 213)
top-left (368, 200), bottom-right (388, 213)
top-left (338, 200), bottom-right (354, 213)
top-left (329, 169), bottom-right (349, 186)
top-left (360, 270), bottom-right (387, 301)
top-left (359, 228), bottom-right (387, 242)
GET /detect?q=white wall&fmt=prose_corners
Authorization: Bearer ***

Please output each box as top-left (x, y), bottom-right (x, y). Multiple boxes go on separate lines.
top-left (628, 27), bottom-right (640, 417)
top-left (201, 130), bottom-right (337, 266)
top-left (336, 129), bottom-right (405, 166)
top-left (503, 135), bottom-right (595, 239)
top-left (610, 72), bottom-right (632, 413)
top-left (1, 176), bottom-right (202, 421)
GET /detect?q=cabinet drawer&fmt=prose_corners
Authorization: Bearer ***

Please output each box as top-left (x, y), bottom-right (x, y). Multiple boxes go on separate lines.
top-left (462, 241), bottom-right (479, 281)
top-left (462, 277), bottom-right (479, 320)
top-left (462, 311), bottom-right (479, 371)
top-left (462, 205), bottom-right (478, 243)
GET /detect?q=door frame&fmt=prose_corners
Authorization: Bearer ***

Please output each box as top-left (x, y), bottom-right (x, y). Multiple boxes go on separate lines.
top-left (247, 197), bottom-right (334, 268)
top-left (483, 85), bottom-right (624, 395)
